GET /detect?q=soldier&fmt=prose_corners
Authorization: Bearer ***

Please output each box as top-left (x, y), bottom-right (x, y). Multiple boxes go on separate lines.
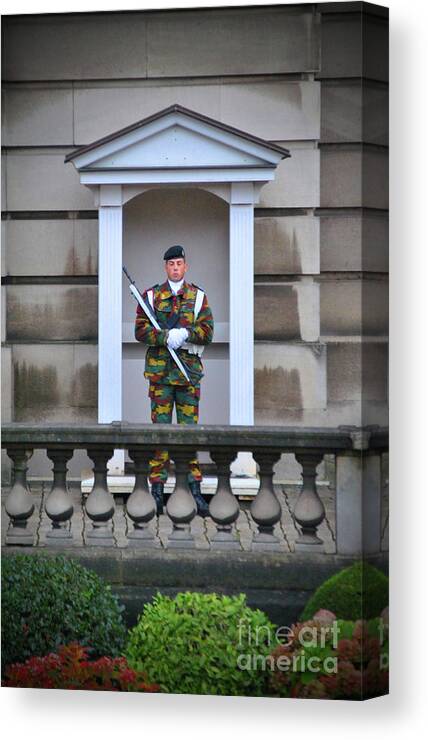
top-left (134, 245), bottom-right (214, 517)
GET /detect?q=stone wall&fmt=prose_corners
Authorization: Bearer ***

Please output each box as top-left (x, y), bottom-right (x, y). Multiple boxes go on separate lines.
top-left (1, 3), bottom-right (388, 479)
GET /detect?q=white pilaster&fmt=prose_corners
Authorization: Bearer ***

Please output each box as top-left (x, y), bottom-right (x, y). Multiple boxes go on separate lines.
top-left (229, 184), bottom-right (256, 477)
top-left (98, 186), bottom-right (124, 474)
top-left (229, 184), bottom-right (254, 426)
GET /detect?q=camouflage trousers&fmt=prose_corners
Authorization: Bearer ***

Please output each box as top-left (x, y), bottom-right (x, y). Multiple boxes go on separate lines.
top-left (148, 382), bottom-right (202, 484)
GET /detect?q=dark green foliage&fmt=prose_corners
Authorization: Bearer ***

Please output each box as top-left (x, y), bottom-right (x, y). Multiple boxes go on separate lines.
top-left (1, 554), bottom-right (127, 671)
top-left (300, 561), bottom-right (389, 621)
top-left (126, 592), bottom-right (277, 696)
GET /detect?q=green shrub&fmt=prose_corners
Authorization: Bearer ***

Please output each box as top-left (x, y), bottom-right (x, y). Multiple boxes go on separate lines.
top-left (126, 592), bottom-right (277, 696)
top-left (1, 554), bottom-right (127, 671)
top-left (300, 561), bottom-right (388, 621)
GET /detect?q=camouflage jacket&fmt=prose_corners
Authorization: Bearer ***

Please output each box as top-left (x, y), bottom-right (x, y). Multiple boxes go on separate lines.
top-left (135, 280), bottom-right (214, 386)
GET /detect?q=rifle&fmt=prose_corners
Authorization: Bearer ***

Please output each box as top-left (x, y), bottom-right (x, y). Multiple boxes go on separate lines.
top-left (123, 265), bottom-right (193, 384)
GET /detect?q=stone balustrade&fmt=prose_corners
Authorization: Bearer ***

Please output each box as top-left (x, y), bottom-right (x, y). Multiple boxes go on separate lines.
top-left (1, 423), bottom-right (388, 555)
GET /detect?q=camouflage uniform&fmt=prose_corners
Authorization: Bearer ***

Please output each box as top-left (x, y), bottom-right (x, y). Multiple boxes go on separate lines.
top-left (135, 279), bottom-right (214, 483)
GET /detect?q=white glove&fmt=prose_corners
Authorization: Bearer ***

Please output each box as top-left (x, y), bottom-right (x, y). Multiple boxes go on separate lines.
top-left (167, 327), bottom-right (189, 350)
top-left (178, 327), bottom-right (189, 345)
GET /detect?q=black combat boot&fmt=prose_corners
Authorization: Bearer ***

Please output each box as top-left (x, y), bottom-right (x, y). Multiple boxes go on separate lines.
top-left (188, 480), bottom-right (210, 518)
top-left (151, 482), bottom-right (164, 516)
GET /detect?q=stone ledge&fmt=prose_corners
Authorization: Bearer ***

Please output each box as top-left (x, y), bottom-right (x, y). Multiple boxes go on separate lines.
top-left (1, 546), bottom-right (388, 590)
top-left (1, 547), bottom-right (388, 626)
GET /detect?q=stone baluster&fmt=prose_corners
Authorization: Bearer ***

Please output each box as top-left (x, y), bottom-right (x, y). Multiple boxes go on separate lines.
top-left (293, 453), bottom-right (325, 552)
top-left (250, 450), bottom-right (282, 551)
top-left (209, 449), bottom-right (240, 549)
top-left (45, 449), bottom-right (74, 542)
top-left (166, 449), bottom-right (197, 548)
top-left (126, 448), bottom-right (159, 548)
top-left (85, 448), bottom-right (115, 545)
top-left (5, 449), bottom-right (34, 546)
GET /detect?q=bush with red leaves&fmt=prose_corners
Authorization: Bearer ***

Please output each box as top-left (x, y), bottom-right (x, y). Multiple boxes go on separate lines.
top-left (268, 608), bottom-right (389, 700)
top-left (4, 643), bottom-right (159, 692)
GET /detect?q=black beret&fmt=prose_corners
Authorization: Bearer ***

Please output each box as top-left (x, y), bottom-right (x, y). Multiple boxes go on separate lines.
top-left (164, 245), bottom-right (186, 261)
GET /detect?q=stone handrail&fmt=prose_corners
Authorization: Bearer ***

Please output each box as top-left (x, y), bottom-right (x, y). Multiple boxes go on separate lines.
top-left (1, 423), bottom-right (388, 554)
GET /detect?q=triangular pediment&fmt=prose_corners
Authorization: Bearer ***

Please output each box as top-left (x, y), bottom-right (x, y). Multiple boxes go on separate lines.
top-left (90, 124), bottom-right (266, 169)
top-left (65, 104), bottom-right (290, 172)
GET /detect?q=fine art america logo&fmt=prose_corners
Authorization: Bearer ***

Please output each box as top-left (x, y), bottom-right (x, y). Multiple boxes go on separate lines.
top-left (236, 617), bottom-right (389, 674)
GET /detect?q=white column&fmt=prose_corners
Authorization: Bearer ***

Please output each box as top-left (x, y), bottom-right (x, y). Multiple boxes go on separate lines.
top-left (98, 185), bottom-right (124, 474)
top-left (229, 183), bottom-right (256, 477)
top-left (229, 184), bottom-right (254, 425)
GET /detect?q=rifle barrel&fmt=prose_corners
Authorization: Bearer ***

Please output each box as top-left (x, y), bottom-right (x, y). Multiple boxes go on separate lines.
top-left (122, 265), bottom-right (134, 284)
top-left (122, 265), bottom-right (191, 383)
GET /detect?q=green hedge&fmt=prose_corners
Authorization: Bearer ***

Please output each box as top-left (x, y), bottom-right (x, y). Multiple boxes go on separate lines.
top-left (126, 592), bottom-right (277, 696)
top-left (300, 561), bottom-right (389, 621)
top-left (1, 554), bottom-right (127, 671)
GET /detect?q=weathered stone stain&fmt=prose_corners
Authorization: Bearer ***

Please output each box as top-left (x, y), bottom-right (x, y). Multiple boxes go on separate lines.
top-left (254, 219), bottom-right (302, 274)
top-left (64, 246), bottom-right (81, 275)
top-left (288, 228), bottom-right (302, 274)
top-left (254, 285), bottom-right (300, 340)
top-left (69, 363), bottom-right (97, 408)
top-left (85, 248), bottom-right (95, 275)
top-left (6, 287), bottom-right (98, 341)
top-left (14, 360), bottom-right (60, 421)
top-left (326, 342), bottom-right (388, 403)
top-left (64, 245), bottom-right (96, 276)
top-left (255, 365), bottom-right (303, 411)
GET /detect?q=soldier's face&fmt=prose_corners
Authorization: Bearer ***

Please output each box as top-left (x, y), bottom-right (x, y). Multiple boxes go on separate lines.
top-left (165, 258), bottom-right (188, 282)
